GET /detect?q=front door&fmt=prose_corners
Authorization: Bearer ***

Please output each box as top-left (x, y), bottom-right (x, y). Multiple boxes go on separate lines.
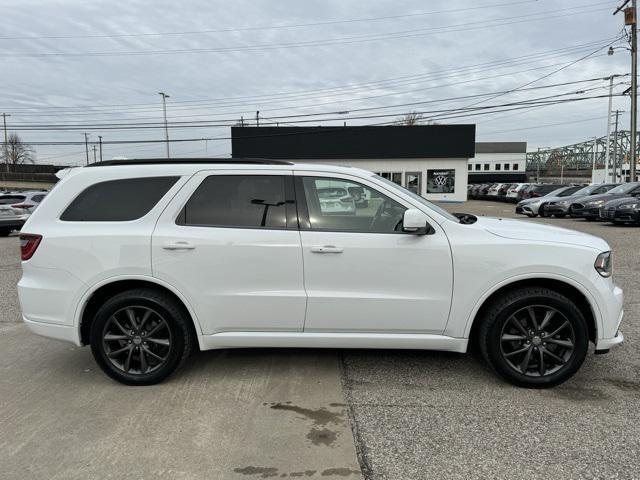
top-left (295, 173), bottom-right (453, 334)
top-left (152, 170), bottom-right (306, 334)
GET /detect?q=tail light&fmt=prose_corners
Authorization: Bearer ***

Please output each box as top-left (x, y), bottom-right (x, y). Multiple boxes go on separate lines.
top-left (20, 234), bottom-right (42, 261)
top-left (11, 204), bottom-right (34, 209)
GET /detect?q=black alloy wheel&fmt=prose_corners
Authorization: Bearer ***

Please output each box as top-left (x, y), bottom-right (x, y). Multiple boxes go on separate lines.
top-left (478, 287), bottom-right (588, 388)
top-left (499, 306), bottom-right (575, 377)
top-left (101, 306), bottom-right (172, 375)
top-left (90, 288), bottom-right (194, 385)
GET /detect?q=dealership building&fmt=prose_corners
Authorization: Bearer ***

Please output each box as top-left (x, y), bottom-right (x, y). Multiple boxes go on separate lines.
top-left (231, 125), bottom-right (476, 202)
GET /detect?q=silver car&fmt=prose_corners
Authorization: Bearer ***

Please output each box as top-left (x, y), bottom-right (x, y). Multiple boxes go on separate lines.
top-left (515, 186), bottom-right (581, 218)
top-left (0, 191), bottom-right (48, 236)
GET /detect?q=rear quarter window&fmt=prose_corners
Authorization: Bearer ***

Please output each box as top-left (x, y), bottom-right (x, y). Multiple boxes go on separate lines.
top-left (60, 176), bottom-right (179, 221)
top-left (0, 195), bottom-right (26, 205)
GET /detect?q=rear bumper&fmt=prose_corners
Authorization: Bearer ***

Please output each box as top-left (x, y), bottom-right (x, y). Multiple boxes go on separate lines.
top-left (0, 217), bottom-right (26, 228)
top-left (23, 316), bottom-right (81, 345)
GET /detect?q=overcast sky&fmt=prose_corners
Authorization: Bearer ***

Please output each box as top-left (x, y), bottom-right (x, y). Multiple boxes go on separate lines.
top-left (0, 0), bottom-right (632, 165)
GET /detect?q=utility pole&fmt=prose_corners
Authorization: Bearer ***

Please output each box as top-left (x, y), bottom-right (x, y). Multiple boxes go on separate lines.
top-left (536, 146), bottom-right (541, 182)
top-left (92, 145), bottom-right (97, 163)
top-left (605, 75), bottom-right (615, 182)
top-left (616, 0), bottom-right (638, 181)
top-left (158, 92), bottom-right (170, 158)
top-left (256, 110), bottom-right (260, 127)
top-left (631, 1), bottom-right (638, 181)
top-left (98, 135), bottom-right (103, 162)
top-left (613, 110), bottom-right (622, 181)
top-left (240, 115), bottom-right (245, 127)
top-left (84, 133), bottom-right (89, 166)
top-left (2, 113), bottom-right (9, 172)
top-left (592, 137), bottom-right (598, 182)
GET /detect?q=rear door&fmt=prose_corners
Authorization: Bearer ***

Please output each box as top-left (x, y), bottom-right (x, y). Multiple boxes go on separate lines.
top-left (152, 170), bottom-right (306, 334)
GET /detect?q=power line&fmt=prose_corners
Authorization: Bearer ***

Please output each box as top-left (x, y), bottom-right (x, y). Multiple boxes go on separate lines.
top-left (0, 0), bottom-right (543, 40)
top-left (2, 93), bottom-right (621, 144)
top-left (0, 4), bottom-right (614, 58)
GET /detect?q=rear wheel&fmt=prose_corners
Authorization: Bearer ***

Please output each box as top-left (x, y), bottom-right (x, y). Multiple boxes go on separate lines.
top-left (90, 288), bottom-right (194, 385)
top-left (478, 287), bottom-right (588, 388)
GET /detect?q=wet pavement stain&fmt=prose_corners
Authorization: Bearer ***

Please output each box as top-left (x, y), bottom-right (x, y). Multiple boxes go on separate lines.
top-left (306, 427), bottom-right (338, 447)
top-left (289, 471), bottom-right (317, 477)
top-left (548, 385), bottom-right (612, 401)
top-left (269, 403), bottom-right (345, 426)
top-left (234, 466), bottom-right (280, 478)
top-left (320, 468), bottom-right (360, 476)
top-left (605, 378), bottom-right (640, 392)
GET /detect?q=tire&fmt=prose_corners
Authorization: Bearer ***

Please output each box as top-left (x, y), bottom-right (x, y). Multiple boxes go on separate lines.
top-left (0, 227), bottom-right (11, 237)
top-left (526, 213), bottom-right (537, 218)
top-left (477, 287), bottom-right (589, 388)
top-left (90, 288), bottom-right (195, 385)
top-left (554, 214), bottom-right (566, 218)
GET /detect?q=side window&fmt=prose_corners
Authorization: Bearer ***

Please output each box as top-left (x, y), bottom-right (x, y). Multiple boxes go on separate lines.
top-left (60, 176), bottom-right (179, 221)
top-left (31, 194), bottom-right (46, 203)
top-left (179, 175), bottom-right (290, 229)
top-left (299, 177), bottom-right (406, 233)
top-left (513, 163), bottom-right (519, 170)
top-left (495, 164), bottom-right (501, 171)
top-left (484, 164), bottom-right (490, 171)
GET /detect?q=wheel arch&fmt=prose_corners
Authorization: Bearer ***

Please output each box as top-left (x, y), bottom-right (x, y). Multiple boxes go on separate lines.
top-left (466, 277), bottom-right (598, 347)
top-left (77, 276), bottom-right (202, 348)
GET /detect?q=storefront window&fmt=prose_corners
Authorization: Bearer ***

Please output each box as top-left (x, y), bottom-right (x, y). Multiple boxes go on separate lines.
top-left (426, 169), bottom-right (455, 194)
top-left (405, 172), bottom-right (422, 195)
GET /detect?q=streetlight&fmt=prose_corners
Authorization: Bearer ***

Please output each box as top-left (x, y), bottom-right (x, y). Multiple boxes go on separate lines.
top-left (158, 92), bottom-right (170, 158)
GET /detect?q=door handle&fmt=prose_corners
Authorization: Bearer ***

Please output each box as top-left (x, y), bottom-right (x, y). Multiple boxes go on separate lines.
top-left (163, 241), bottom-right (196, 250)
top-left (310, 245), bottom-right (343, 254)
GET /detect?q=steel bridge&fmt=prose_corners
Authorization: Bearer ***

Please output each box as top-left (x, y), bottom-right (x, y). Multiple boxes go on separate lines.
top-left (526, 130), bottom-right (637, 173)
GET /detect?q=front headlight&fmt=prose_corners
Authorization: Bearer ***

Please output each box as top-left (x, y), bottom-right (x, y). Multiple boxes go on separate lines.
top-left (619, 203), bottom-right (638, 210)
top-left (558, 200), bottom-right (568, 205)
top-left (594, 251), bottom-right (613, 278)
top-left (586, 199), bottom-right (606, 206)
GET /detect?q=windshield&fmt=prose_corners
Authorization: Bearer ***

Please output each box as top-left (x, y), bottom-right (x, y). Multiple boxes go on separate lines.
top-left (572, 184), bottom-right (600, 196)
top-left (608, 183), bottom-right (639, 194)
top-left (373, 174), bottom-right (460, 223)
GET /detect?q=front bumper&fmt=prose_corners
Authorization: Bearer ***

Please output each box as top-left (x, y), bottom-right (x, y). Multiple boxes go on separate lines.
top-left (570, 206), bottom-right (601, 218)
top-left (600, 207), bottom-right (640, 223)
top-left (596, 330), bottom-right (624, 352)
top-left (544, 204), bottom-right (570, 215)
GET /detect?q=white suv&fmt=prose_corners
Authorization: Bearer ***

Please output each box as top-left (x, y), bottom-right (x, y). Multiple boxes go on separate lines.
top-left (18, 159), bottom-right (624, 387)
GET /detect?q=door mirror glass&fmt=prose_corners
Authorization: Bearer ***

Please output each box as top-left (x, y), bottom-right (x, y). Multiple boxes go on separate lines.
top-left (402, 209), bottom-right (431, 234)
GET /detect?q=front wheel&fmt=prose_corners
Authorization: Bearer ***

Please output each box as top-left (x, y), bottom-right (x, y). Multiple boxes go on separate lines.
top-left (478, 287), bottom-right (588, 388)
top-left (90, 288), bottom-right (195, 385)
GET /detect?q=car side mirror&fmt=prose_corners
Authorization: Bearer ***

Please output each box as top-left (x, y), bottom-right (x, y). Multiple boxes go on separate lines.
top-left (402, 209), bottom-right (432, 235)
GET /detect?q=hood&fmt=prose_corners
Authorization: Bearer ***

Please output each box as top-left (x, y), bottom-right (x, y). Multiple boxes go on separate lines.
top-left (575, 193), bottom-right (634, 206)
top-left (475, 216), bottom-right (609, 251)
top-left (604, 196), bottom-right (639, 208)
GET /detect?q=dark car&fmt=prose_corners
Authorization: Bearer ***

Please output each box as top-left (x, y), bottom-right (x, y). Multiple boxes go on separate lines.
top-left (599, 197), bottom-right (640, 224)
top-left (570, 182), bottom-right (640, 220)
top-left (541, 184), bottom-right (612, 218)
top-left (523, 184), bottom-right (565, 200)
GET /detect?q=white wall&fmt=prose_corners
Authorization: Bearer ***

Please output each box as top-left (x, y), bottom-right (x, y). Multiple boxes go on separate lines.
top-left (293, 158), bottom-right (469, 202)
top-left (469, 152), bottom-right (526, 174)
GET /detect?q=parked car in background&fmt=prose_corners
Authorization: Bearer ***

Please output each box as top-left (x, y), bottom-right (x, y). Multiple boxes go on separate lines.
top-left (496, 183), bottom-right (514, 201)
top-left (569, 183), bottom-right (639, 220)
top-left (516, 185), bottom-right (578, 218)
top-left (542, 184), bottom-right (616, 219)
top-left (18, 159), bottom-right (623, 388)
top-left (506, 183), bottom-right (530, 203)
top-left (523, 184), bottom-right (564, 200)
top-left (486, 183), bottom-right (503, 199)
top-left (0, 191), bottom-right (48, 236)
top-left (317, 186), bottom-right (356, 215)
top-left (599, 197), bottom-right (640, 225)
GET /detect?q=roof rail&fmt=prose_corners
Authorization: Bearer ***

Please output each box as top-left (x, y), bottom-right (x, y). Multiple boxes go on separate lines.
top-left (87, 158), bottom-right (294, 167)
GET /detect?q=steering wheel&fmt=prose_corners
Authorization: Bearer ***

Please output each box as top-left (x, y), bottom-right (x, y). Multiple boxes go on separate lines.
top-left (370, 200), bottom-right (403, 231)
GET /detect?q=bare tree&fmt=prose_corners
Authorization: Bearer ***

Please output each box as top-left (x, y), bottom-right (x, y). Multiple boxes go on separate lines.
top-left (395, 111), bottom-right (424, 125)
top-left (2, 133), bottom-right (35, 166)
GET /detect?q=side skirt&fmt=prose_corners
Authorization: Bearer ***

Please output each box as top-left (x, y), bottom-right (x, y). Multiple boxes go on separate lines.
top-left (199, 331), bottom-right (468, 353)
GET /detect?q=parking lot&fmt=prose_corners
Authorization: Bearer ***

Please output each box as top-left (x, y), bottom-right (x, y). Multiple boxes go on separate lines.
top-left (1, 200), bottom-right (639, 480)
